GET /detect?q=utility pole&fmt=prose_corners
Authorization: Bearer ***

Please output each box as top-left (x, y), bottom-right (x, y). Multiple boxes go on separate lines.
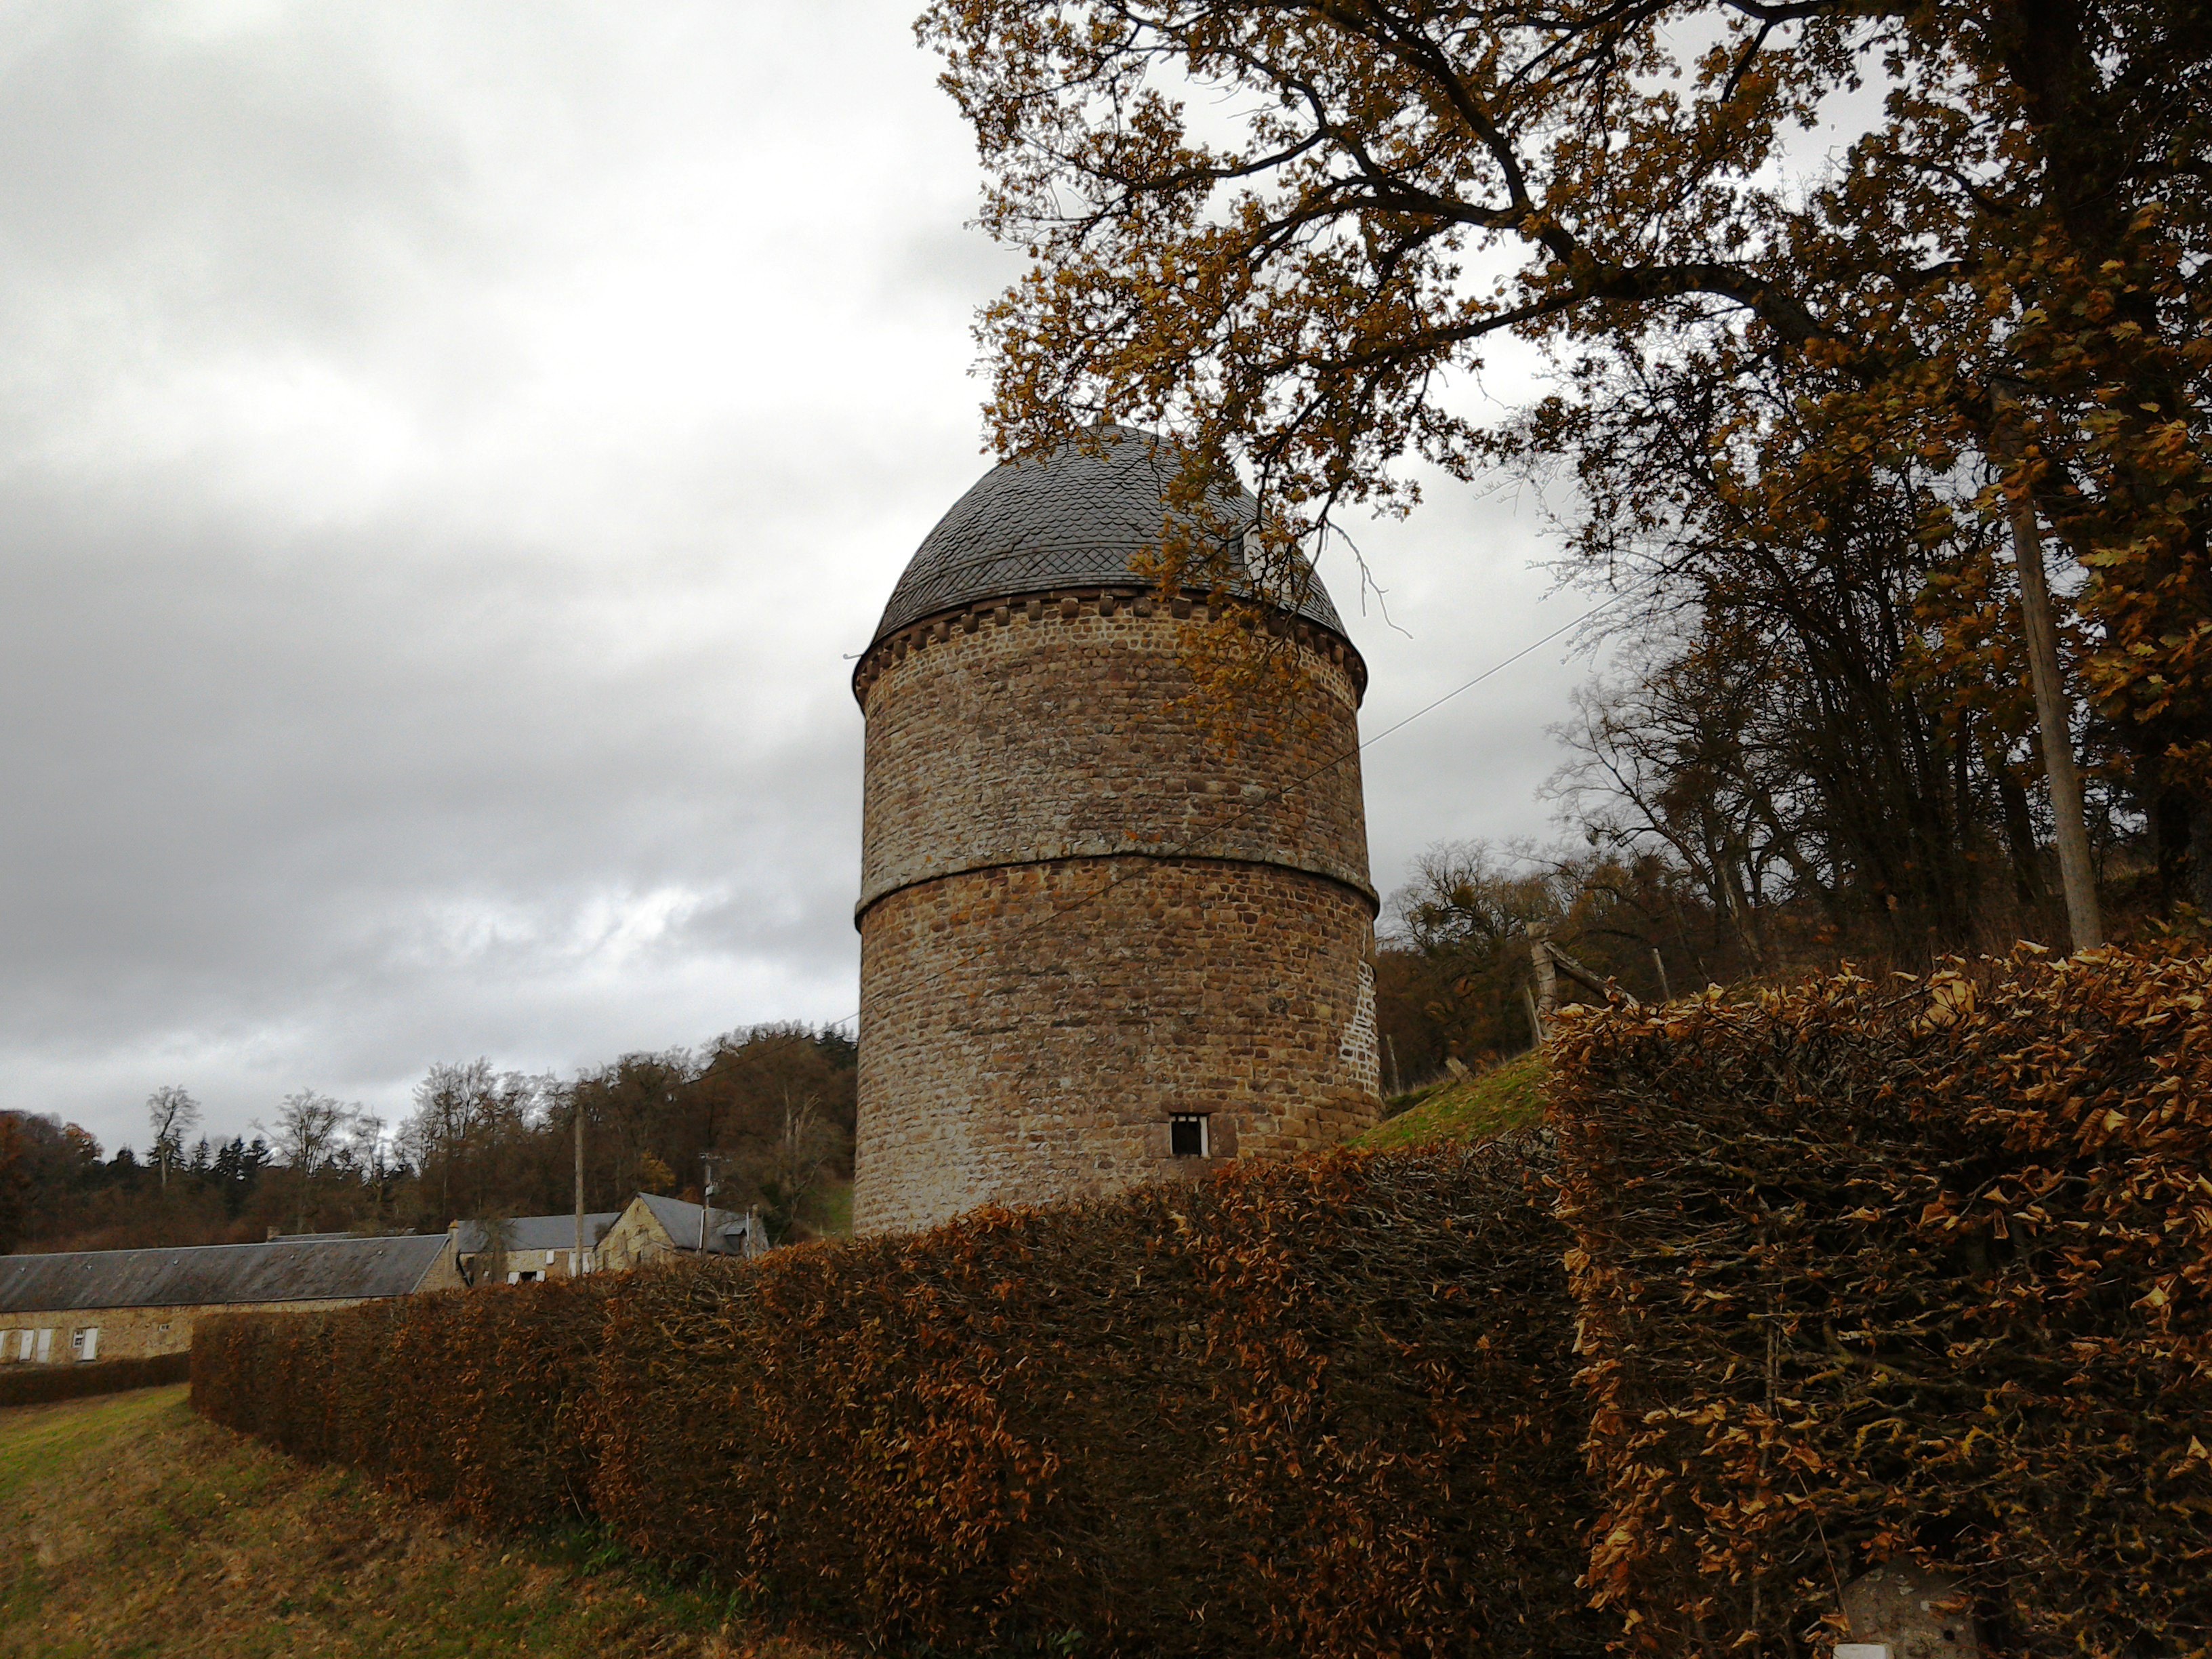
top-left (699, 1153), bottom-right (726, 1253)
top-left (573, 1102), bottom-right (586, 1277)
top-left (1990, 376), bottom-right (2103, 951)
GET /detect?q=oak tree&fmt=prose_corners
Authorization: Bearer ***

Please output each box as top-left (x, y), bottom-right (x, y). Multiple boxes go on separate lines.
top-left (925, 0), bottom-right (2211, 897)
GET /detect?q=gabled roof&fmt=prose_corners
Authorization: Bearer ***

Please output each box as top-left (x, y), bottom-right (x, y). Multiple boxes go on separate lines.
top-left (451, 1212), bottom-right (621, 1256)
top-left (0, 1233), bottom-right (454, 1316)
top-left (631, 1193), bottom-right (754, 1255)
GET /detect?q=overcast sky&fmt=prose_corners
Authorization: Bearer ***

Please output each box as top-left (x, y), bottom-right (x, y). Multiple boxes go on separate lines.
top-left (0, 0), bottom-right (1595, 1153)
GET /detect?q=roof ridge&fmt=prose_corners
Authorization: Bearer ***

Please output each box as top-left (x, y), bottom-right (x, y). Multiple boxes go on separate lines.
top-left (0, 1231), bottom-right (455, 1316)
top-left (3, 1233), bottom-right (429, 1263)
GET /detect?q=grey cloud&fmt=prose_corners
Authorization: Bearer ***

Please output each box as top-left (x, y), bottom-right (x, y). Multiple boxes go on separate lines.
top-left (0, 4), bottom-right (483, 361)
top-left (881, 222), bottom-right (1031, 312)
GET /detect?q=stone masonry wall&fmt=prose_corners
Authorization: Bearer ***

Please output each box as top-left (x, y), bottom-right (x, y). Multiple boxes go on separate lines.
top-left (853, 855), bottom-right (1382, 1235)
top-left (0, 1248), bottom-right (466, 1364)
top-left (0, 1297), bottom-right (377, 1365)
top-left (855, 592), bottom-right (1371, 913)
top-left (599, 1200), bottom-right (682, 1273)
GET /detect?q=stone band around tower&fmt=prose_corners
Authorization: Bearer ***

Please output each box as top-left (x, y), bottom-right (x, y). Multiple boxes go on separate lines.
top-left (856, 853), bottom-right (1380, 1234)
top-left (853, 587), bottom-right (1372, 918)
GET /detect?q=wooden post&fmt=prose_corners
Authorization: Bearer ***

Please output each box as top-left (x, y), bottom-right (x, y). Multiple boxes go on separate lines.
top-left (699, 1153), bottom-right (727, 1252)
top-left (1651, 944), bottom-right (1671, 1001)
top-left (1529, 925), bottom-right (1561, 1029)
top-left (1990, 377), bottom-right (2103, 952)
top-left (1530, 926), bottom-right (1631, 1038)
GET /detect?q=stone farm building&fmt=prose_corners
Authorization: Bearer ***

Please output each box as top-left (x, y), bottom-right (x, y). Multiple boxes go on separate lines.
top-left (451, 1211), bottom-right (621, 1284)
top-left (852, 424), bottom-right (1381, 1234)
top-left (448, 1197), bottom-right (771, 1284)
top-left (0, 1233), bottom-right (463, 1365)
top-left (596, 1193), bottom-right (768, 1270)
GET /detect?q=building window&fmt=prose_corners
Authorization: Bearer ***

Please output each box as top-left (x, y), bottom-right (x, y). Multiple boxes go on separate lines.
top-left (1170, 1114), bottom-right (1210, 1158)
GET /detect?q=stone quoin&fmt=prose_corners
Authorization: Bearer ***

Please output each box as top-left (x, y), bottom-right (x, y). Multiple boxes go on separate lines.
top-left (851, 426), bottom-right (1381, 1235)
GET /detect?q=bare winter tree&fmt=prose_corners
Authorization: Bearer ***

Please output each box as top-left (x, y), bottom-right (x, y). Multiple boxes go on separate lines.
top-left (467, 1214), bottom-right (518, 1288)
top-left (741, 1091), bottom-right (845, 1244)
top-left (266, 1089), bottom-right (359, 1235)
top-left (403, 1060), bottom-right (494, 1227)
top-left (144, 1086), bottom-right (201, 1194)
top-left (348, 1113), bottom-right (395, 1227)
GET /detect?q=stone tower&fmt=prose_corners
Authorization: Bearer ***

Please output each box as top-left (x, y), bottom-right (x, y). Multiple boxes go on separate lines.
top-left (851, 426), bottom-right (1379, 1235)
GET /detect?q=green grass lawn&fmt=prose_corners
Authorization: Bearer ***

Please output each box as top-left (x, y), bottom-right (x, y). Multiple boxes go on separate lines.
top-left (0, 1386), bottom-right (834, 1658)
top-left (1359, 1050), bottom-right (1549, 1150)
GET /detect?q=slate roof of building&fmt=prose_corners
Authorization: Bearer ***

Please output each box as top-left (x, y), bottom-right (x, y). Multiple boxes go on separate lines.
top-left (451, 1212), bottom-right (621, 1256)
top-left (872, 425), bottom-right (1348, 647)
top-left (0, 1233), bottom-right (454, 1316)
top-left (634, 1193), bottom-right (754, 1255)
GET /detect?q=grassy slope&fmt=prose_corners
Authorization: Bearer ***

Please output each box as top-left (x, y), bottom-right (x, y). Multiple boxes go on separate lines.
top-left (1358, 1050), bottom-right (1549, 1150)
top-left (0, 1387), bottom-right (832, 1659)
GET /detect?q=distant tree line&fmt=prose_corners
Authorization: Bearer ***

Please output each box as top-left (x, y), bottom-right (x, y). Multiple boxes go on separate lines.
top-left (0, 1024), bottom-right (855, 1256)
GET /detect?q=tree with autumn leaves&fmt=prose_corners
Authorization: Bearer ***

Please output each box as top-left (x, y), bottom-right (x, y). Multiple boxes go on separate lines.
top-left (922, 0), bottom-right (2211, 928)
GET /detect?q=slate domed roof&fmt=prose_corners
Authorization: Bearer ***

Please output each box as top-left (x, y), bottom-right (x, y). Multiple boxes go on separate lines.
top-left (872, 425), bottom-right (1349, 647)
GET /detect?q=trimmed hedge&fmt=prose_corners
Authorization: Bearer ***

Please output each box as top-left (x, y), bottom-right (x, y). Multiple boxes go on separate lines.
top-left (195, 1277), bottom-right (611, 1532)
top-left (197, 1142), bottom-right (1601, 1658)
top-left (1550, 947), bottom-right (2212, 1658)
top-left (594, 1145), bottom-right (1601, 1655)
top-left (195, 947), bottom-right (2212, 1656)
top-left (0, 1351), bottom-right (190, 1408)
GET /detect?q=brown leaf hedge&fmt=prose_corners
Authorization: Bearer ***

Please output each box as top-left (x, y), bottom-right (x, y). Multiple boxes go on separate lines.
top-left (196, 1141), bottom-right (1603, 1658)
top-left (1550, 947), bottom-right (2212, 1658)
top-left (192, 947), bottom-right (2212, 1657)
top-left (0, 1351), bottom-right (189, 1408)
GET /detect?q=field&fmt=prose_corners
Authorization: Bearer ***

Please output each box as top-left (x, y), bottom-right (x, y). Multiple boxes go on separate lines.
top-left (1360, 1050), bottom-right (1548, 1149)
top-left (0, 1386), bottom-right (830, 1658)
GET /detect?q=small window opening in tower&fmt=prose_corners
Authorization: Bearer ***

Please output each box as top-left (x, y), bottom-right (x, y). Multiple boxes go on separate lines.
top-left (1170, 1113), bottom-right (1210, 1158)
